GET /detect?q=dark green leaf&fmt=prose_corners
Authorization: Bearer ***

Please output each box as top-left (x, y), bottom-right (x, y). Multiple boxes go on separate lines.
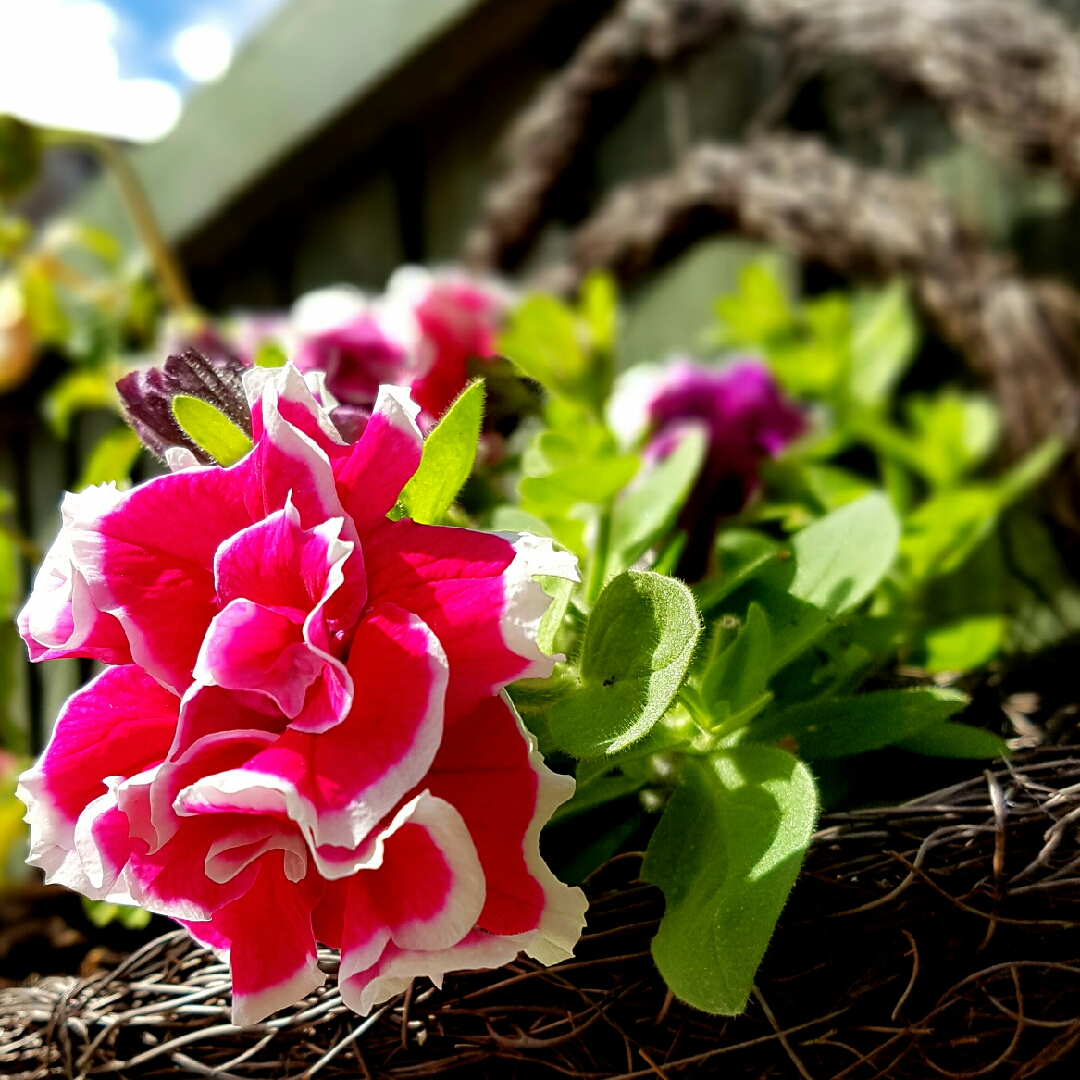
top-left (642, 747), bottom-right (817, 1014)
top-left (894, 723), bottom-right (1008, 759)
top-left (756, 687), bottom-right (968, 759)
top-left (701, 602), bottom-right (772, 717)
top-left (549, 571), bottom-right (701, 758)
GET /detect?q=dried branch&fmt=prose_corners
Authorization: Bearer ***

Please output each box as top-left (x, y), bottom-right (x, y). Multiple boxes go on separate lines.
top-left (465, 0), bottom-right (1080, 272)
top-left (8, 748), bottom-right (1080, 1077)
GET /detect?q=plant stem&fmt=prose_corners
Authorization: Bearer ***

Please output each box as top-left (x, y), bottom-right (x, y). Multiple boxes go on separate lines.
top-left (586, 506), bottom-right (613, 605)
top-left (45, 131), bottom-right (196, 315)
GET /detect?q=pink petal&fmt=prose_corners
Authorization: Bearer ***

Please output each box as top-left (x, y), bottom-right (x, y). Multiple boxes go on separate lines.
top-left (124, 813), bottom-right (267, 922)
top-left (17, 665), bottom-right (177, 881)
top-left (18, 488), bottom-right (131, 664)
top-left (203, 499), bottom-right (359, 731)
top-left (174, 603), bottom-right (447, 873)
top-left (427, 694), bottom-right (543, 935)
top-left (141, 726), bottom-right (280, 850)
top-left (193, 599), bottom-right (323, 719)
top-left (332, 794), bottom-right (485, 1012)
top-left (332, 385), bottom-right (422, 536)
top-left (203, 853), bottom-right (326, 1026)
top-left (245, 362), bottom-right (353, 467)
top-left (170, 685), bottom-right (289, 769)
top-left (71, 464), bottom-right (257, 693)
top-left (365, 523), bottom-right (578, 715)
top-left (213, 498), bottom-right (363, 634)
top-left (248, 370), bottom-right (353, 533)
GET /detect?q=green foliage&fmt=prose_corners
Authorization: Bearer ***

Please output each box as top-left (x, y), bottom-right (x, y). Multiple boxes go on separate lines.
top-left (77, 427), bottom-right (143, 490)
top-left (641, 748), bottom-right (817, 1015)
top-left (756, 688), bottom-right (968, 759)
top-left (716, 261), bottom-right (1063, 672)
top-left (82, 898), bottom-right (153, 930)
top-left (398, 381), bottom-right (485, 525)
top-left (171, 395), bottom-right (254, 467)
top-left (550, 571), bottom-right (701, 758)
top-left (44, 368), bottom-right (118, 437)
top-left (0, 116), bottom-right (42, 199)
top-left (499, 272), bottom-right (617, 414)
top-left (608, 427), bottom-right (706, 579)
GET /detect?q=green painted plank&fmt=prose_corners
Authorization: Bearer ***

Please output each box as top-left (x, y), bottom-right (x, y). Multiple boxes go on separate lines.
top-left (77, 0), bottom-right (487, 248)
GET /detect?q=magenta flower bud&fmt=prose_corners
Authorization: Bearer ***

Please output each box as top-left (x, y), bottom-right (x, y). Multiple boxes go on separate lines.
top-left (116, 346), bottom-right (252, 465)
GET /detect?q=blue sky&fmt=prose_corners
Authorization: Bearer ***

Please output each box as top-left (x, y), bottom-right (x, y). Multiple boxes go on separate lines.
top-left (108, 0), bottom-right (286, 88)
top-left (0, 0), bottom-right (288, 140)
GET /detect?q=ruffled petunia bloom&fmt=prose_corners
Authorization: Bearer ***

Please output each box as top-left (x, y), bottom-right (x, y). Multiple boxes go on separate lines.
top-left (17, 364), bottom-right (585, 1025)
top-left (611, 358), bottom-right (806, 578)
top-left (383, 267), bottom-right (511, 427)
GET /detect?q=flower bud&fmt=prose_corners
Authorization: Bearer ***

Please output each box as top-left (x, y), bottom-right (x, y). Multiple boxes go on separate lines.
top-left (116, 346), bottom-right (251, 464)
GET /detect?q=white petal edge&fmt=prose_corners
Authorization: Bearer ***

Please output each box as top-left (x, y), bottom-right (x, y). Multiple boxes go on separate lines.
top-left (495, 533), bottom-right (580, 682)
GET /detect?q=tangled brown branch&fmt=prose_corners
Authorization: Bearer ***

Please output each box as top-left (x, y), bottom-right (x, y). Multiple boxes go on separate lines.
top-left (7, 748), bottom-right (1080, 1078)
top-left (465, 0), bottom-right (1080, 272)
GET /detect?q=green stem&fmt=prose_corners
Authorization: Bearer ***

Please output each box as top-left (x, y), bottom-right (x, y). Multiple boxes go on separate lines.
top-left (586, 505), bottom-right (613, 606)
top-left (44, 131), bottom-right (196, 316)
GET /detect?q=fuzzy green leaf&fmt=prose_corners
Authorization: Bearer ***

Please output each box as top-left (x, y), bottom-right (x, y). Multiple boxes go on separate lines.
top-left (701, 601), bottom-right (772, 717)
top-left (642, 747), bottom-right (817, 1015)
top-left (550, 571), bottom-right (701, 758)
top-left (399, 380), bottom-right (484, 525)
top-left (609, 427), bottom-right (706, 577)
top-left (172, 395), bottom-right (254, 467)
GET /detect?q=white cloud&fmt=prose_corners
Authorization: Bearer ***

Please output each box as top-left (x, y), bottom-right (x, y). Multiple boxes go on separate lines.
top-left (173, 23), bottom-right (233, 83)
top-left (0, 0), bottom-right (182, 142)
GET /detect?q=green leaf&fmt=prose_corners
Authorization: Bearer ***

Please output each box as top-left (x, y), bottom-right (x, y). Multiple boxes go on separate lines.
top-left (786, 492), bottom-right (900, 615)
top-left (701, 602), bottom-right (772, 717)
top-left (802, 464), bottom-right (873, 512)
top-left (499, 295), bottom-right (587, 396)
top-left (894, 723), bottom-right (1007, 759)
top-left (695, 530), bottom-right (781, 614)
top-left (398, 380), bottom-right (484, 525)
top-left (642, 747), bottom-right (817, 1015)
top-left (921, 615), bottom-right (1006, 674)
top-left (519, 454), bottom-right (639, 509)
top-left (609, 427), bottom-right (706, 575)
top-left (43, 369), bottom-right (116, 437)
top-left (755, 687), bottom-right (968, 759)
top-left (904, 392), bottom-right (999, 488)
top-left (581, 271), bottom-right (617, 356)
top-left (77, 427), bottom-right (143, 490)
top-left (849, 282), bottom-right (918, 408)
top-left (488, 506), bottom-right (554, 538)
top-left (549, 571), bottom-right (701, 758)
top-left (550, 769), bottom-right (647, 825)
top-left (82, 898), bottom-right (152, 930)
top-left (172, 395), bottom-right (254, 467)
top-left (537, 574), bottom-right (575, 656)
top-left (253, 340), bottom-right (288, 368)
top-left (715, 263), bottom-right (792, 347)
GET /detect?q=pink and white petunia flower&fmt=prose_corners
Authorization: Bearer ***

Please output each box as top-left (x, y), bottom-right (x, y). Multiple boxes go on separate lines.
top-left (18, 363), bottom-right (585, 1026)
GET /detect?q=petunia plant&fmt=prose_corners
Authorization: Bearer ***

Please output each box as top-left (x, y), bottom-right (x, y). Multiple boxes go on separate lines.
top-left (13, 257), bottom-right (1074, 1029)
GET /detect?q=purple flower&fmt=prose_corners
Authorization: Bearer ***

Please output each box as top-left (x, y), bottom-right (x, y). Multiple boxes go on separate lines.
top-left (616, 359), bottom-right (806, 578)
